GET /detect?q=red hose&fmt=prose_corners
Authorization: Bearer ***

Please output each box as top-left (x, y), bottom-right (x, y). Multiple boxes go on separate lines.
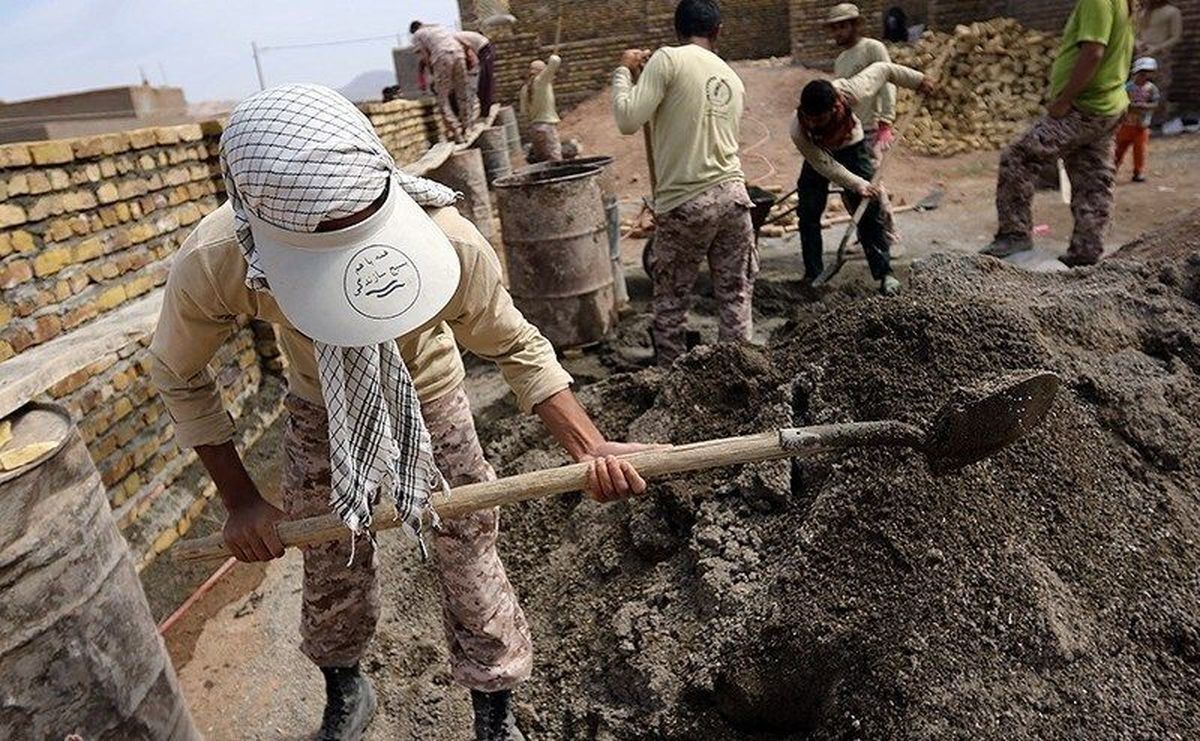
top-left (157, 557), bottom-right (238, 635)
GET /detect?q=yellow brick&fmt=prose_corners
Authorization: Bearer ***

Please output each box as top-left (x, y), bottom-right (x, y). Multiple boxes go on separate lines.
top-left (47, 219), bottom-right (73, 242)
top-left (33, 247), bottom-right (71, 277)
top-left (0, 341), bottom-right (13, 362)
top-left (72, 237), bottom-right (103, 262)
top-left (112, 396), bottom-right (133, 421)
top-left (29, 140), bottom-right (75, 165)
top-left (97, 284), bottom-right (127, 311)
top-left (115, 202), bottom-right (131, 222)
top-left (0, 143), bottom-right (33, 168)
top-left (0, 203), bottom-right (27, 228)
top-left (152, 527), bottom-right (179, 554)
top-left (96, 182), bottom-right (119, 204)
top-left (48, 169), bottom-right (70, 190)
top-left (0, 234), bottom-right (10, 257)
top-left (124, 273), bottom-right (155, 298)
top-left (138, 154), bottom-right (156, 171)
top-left (176, 514), bottom-right (192, 537)
top-left (0, 303), bottom-right (12, 327)
top-left (186, 495), bottom-right (208, 521)
top-left (10, 230), bottom-right (35, 252)
top-left (6, 173), bottom-right (29, 196)
top-left (128, 222), bottom-right (156, 243)
top-left (178, 123), bottom-right (204, 142)
top-left (127, 128), bottom-right (158, 149)
top-left (155, 127), bottom-right (181, 145)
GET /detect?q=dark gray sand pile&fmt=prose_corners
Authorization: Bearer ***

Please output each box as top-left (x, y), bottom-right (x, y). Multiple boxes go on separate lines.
top-left (367, 216), bottom-right (1200, 739)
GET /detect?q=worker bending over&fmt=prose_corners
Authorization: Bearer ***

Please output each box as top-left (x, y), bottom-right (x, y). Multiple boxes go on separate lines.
top-left (612, 0), bottom-right (756, 366)
top-left (982, 0), bottom-right (1132, 267)
top-left (411, 20), bottom-right (476, 142)
top-left (790, 62), bottom-right (935, 295)
top-left (149, 85), bottom-right (653, 741)
top-left (457, 29), bottom-right (497, 117)
top-left (520, 54), bottom-right (563, 163)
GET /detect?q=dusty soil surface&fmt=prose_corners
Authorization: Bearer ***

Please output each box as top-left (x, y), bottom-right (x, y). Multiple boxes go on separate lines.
top-left (159, 61), bottom-right (1200, 740)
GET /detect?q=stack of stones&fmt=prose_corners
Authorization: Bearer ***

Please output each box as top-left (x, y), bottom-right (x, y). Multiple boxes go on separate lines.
top-left (358, 97), bottom-right (446, 164)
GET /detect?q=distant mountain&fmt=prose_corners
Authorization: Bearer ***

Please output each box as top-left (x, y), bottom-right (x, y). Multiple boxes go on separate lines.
top-left (338, 69), bottom-right (397, 102)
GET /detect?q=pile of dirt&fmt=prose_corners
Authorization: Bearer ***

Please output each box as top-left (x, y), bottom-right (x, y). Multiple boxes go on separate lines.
top-left (449, 216), bottom-right (1200, 739)
top-left (892, 18), bottom-right (1058, 156)
top-left (339, 211), bottom-right (1200, 739)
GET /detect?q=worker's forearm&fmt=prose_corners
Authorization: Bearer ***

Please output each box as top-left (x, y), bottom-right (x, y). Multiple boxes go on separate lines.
top-left (1056, 45), bottom-right (1105, 104)
top-left (533, 388), bottom-right (607, 462)
top-left (611, 68), bottom-right (654, 134)
top-left (196, 441), bottom-right (262, 511)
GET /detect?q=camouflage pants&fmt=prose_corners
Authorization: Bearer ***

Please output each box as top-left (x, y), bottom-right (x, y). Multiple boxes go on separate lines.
top-left (995, 109), bottom-right (1121, 262)
top-left (526, 122), bottom-right (562, 164)
top-left (282, 386), bottom-right (532, 691)
top-left (433, 54), bottom-right (475, 141)
top-left (652, 180), bottom-right (757, 365)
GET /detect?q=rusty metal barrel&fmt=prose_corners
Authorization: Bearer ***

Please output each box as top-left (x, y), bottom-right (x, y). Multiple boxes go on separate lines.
top-left (494, 165), bottom-right (617, 348)
top-left (0, 403), bottom-right (199, 740)
top-left (477, 126), bottom-right (512, 185)
top-left (428, 147), bottom-right (495, 241)
top-left (496, 105), bottom-right (522, 160)
top-left (513, 156), bottom-right (627, 307)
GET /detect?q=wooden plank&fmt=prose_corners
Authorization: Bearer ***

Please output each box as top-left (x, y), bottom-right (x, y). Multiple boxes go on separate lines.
top-left (0, 290), bottom-right (163, 420)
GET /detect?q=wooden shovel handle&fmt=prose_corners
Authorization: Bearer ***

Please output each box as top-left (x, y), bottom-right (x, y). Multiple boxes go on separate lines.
top-left (171, 421), bottom-right (919, 564)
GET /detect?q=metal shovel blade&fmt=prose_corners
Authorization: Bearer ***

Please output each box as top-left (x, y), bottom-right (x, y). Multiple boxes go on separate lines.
top-left (922, 370), bottom-right (1060, 472)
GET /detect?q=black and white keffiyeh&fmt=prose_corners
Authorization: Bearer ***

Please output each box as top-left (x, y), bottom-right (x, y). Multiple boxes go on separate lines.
top-left (220, 84), bottom-right (459, 557)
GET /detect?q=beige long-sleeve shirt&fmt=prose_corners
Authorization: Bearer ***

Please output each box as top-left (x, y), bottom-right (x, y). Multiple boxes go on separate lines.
top-left (611, 44), bottom-right (745, 214)
top-left (455, 30), bottom-right (491, 52)
top-left (149, 202), bottom-right (573, 449)
top-left (834, 38), bottom-right (897, 129)
top-left (1138, 4), bottom-right (1183, 56)
top-left (789, 62), bottom-right (925, 190)
top-left (412, 24), bottom-right (464, 64)
top-left (520, 54), bottom-right (562, 124)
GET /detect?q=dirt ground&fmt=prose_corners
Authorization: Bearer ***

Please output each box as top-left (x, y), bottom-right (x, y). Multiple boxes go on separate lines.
top-left (157, 61), bottom-right (1200, 740)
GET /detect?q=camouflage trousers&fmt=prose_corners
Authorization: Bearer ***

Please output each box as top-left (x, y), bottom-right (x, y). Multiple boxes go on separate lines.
top-left (433, 55), bottom-right (475, 141)
top-left (282, 386), bottom-right (532, 691)
top-left (996, 109), bottom-right (1121, 262)
top-left (526, 122), bottom-right (562, 164)
top-left (652, 180), bottom-right (757, 365)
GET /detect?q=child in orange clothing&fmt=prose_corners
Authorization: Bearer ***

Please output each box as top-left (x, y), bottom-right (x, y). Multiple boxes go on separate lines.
top-left (1115, 57), bottom-right (1161, 183)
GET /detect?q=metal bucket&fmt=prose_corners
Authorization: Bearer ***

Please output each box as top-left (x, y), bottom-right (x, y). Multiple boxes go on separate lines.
top-left (428, 148), bottom-right (494, 241)
top-left (477, 126), bottom-right (512, 185)
top-left (0, 404), bottom-right (200, 740)
top-left (496, 106), bottom-right (522, 159)
top-left (493, 165), bottom-right (617, 348)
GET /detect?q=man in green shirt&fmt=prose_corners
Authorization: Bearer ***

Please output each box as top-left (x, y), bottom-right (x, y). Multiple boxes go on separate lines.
top-left (612, 0), bottom-right (755, 365)
top-left (982, 0), bottom-right (1133, 267)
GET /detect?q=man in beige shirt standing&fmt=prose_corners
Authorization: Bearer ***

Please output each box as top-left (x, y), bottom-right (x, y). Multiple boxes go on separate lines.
top-left (1137, 0), bottom-right (1184, 118)
top-left (520, 53), bottom-right (563, 163)
top-left (411, 20), bottom-right (475, 142)
top-left (150, 85), bottom-right (652, 741)
top-left (612, 0), bottom-right (755, 366)
top-left (829, 3), bottom-right (897, 154)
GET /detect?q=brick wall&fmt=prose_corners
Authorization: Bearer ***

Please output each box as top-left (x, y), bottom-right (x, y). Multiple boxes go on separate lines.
top-left (0, 122), bottom-right (282, 557)
top-left (359, 97), bottom-right (446, 163)
top-left (461, 0), bottom-right (793, 121)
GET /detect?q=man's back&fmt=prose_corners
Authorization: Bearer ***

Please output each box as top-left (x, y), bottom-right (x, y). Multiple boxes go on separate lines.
top-left (613, 44), bottom-right (744, 213)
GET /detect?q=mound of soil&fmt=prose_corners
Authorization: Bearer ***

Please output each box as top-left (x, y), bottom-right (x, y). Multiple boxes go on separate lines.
top-left (354, 212), bottom-right (1200, 739)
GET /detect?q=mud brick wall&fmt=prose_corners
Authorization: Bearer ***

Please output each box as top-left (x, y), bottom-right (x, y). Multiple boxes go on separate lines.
top-left (0, 124), bottom-right (222, 358)
top-left (359, 97), bottom-right (447, 163)
top-left (461, 0), bottom-right (792, 121)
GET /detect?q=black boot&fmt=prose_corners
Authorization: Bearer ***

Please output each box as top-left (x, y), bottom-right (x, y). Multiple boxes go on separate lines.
top-left (471, 689), bottom-right (526, 741)
top-left (316, 665), bottom-right (377, 740)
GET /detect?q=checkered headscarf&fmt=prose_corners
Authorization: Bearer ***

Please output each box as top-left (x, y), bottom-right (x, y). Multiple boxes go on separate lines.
top-left (220, 84), bottom-right (459, 558)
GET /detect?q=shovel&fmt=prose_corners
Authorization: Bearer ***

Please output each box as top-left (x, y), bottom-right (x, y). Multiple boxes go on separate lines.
top-left (171, 371), bottom-right (1059, 564)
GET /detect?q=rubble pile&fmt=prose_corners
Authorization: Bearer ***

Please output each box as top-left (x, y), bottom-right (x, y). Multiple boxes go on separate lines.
top-left (892, 18), bottom-right (1059, 155)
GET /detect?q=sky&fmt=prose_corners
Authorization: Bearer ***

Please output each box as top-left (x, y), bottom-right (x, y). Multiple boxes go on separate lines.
top-left (0, 0), bottom-right (461, 104)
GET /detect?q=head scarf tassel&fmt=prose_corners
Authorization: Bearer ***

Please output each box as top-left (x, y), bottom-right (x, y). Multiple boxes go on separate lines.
top-left (220, 84), bottom-right (460, 561)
